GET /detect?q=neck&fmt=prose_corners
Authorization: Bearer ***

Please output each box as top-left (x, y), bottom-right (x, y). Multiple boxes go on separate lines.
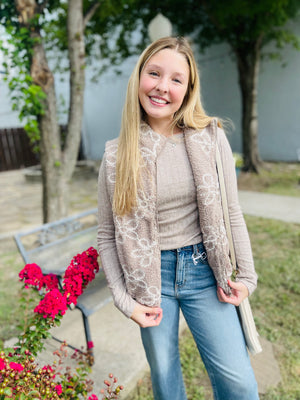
top-left (145, 118), bottom-right (182, 137)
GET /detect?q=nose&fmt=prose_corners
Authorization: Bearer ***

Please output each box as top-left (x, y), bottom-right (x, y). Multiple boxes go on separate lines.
top-left (156, 77), bottom-right (168, 93)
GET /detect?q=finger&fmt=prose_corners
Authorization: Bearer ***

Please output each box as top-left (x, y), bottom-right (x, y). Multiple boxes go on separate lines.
top-left (217, 286), bottom-right (239, 306)
top-left (154, 310), bottom-right (163, 324)
top-left (141, 319), bottom-right (160, 328)
top-left (227, 279), bottom-right (241, 290)
top-left (146, 308), bottom-right (163, 321)
top-left (217, 286), bottom-right (228, 302)
top-left (142, 312), bottom-right (163, 327)
top-left (217, 290), bottom-right (224, 303)
top-left (228, 280), bottom-right (249, 299)
top-left (142, 306), bottom-right (162, 313)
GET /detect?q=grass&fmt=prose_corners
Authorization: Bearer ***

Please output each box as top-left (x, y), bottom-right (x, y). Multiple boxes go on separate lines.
top-left (245, 216), bottom-right (300, 400)
top-left (0, 242), bottom-right (25, 343)
top-left (238, 162), bottom-right (300, 197)
top-left (126, 217), bottom-right (300, 400)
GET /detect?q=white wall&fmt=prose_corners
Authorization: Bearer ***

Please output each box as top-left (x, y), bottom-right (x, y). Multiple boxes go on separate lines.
top-left (82, 22), bottom-right (300, 162)
top-left (0, 78), bottom-right (20, 127)
top-left (81, 57), bottom-right (137, 160)
top-left (197, 25), bottom-right (300, 162)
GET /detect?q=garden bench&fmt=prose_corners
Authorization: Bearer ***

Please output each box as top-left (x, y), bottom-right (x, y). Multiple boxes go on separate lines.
top-left (14, 208), bottom-right (112, 365)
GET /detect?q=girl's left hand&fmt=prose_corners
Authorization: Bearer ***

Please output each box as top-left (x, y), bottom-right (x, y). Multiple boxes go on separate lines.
top-left (217, 279), bottom-right (249, 306)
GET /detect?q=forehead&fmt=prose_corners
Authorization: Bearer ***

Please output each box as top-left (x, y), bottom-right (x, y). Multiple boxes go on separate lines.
top-left (144, 48), bottom-right (190, 75)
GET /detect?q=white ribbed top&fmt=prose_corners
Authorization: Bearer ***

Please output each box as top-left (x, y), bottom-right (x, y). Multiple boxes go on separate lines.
top-left (157, 134), bottom-right (202, 249)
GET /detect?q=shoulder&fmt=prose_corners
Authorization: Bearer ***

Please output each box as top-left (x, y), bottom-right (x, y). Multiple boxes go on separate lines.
top-left (204, 117), bottom-right (230, 148)
top-left (105, 137), bottom-right (119, 153)
top-left (104, 138), bottom-right (119, 164)
top-left (100, 139), bottom-right (118, 187)
top-left (216, 126), bottom-right (228, 146)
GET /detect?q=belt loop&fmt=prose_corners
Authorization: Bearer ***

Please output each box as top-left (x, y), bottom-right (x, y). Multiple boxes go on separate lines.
top-left (192, 243), bottom-right (207, 265)
top-left (192, 244), bottom-right (200, 265)
top-left (192, 244), bottom-right (198, 257)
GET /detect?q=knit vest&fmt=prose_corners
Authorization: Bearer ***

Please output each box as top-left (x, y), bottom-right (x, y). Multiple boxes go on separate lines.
top-left (104, 119), bottom-right (232, 307)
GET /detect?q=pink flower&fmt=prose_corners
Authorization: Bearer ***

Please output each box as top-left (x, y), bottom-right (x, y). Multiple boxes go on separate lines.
top-left (87, 341), bottom-right (94, 349)
top-left (63, 247), bottom-right (99, 305)
top-left (19, 263), bottom-right (44, 289)
top-left (20, 248), bottom-right (99, 321)
top-left (42, 274), bottom-right (59, 291)
top-left (88, 395), bottom-right (99, 400)
top-left (42, 365), bottom-right (54, 374)
top-left (9, 362), bottom-right (24, 372)
top-left (34, 289), bottom-right (67, 319)
top-left (55, 384), bottom-right (62, 395)
top-left (0, 358), bottom-right (6, 370)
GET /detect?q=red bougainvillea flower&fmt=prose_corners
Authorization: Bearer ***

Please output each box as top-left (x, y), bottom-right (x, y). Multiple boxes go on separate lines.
top-left (42, 365), bottom-right (54, 373)
top-left (87, 341), bottom-right (94, 349)
top-left (42, 274), bottom-right (59, 291)
top-left (9, 362), bottom-right (24, 372)
top-left (88, 395), bottom-right (99, 400)
top-left (63, 247), bottom-right (99, 306)
top-left (21, 248), bottom-right (99, 320)
top-left (55, 384), bottom-right (62, 395)
top-left (19, 263), bottom-right (44, 290)
top-left (34, 289), bottom-right (68, 319)
top-left (0, 358), bottom-right (6, 370)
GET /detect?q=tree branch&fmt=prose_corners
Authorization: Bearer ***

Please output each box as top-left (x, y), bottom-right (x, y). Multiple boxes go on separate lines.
top-left (83, 1), bottom-right (101, 28)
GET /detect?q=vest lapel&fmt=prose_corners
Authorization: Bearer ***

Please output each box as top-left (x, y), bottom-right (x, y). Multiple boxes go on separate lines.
top-left (184, 119), bottom-right (232, 294)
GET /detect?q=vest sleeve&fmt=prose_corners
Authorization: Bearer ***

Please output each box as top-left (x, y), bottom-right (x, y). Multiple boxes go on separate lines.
top-left (97, 154), bottom-right (137, 317)
top-left (217, 128), bottom-right (258, 295)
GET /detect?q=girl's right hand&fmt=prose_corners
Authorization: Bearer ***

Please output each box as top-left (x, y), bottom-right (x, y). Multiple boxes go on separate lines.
top-left (130, 303), bottom-right (163, 328)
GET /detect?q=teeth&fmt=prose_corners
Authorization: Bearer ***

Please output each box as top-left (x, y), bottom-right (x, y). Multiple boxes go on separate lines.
top-left (150, 97), bottom-right (167, 104)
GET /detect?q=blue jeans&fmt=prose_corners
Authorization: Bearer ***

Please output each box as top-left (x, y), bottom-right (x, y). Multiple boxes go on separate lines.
top-left (140, 243), bottom-right (259, 400)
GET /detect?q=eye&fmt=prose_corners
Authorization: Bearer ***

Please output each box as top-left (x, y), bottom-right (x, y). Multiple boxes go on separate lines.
top-left (149, 71), bottom-right (159, 77)
top-left (173, 78), bottom-right (182, 84)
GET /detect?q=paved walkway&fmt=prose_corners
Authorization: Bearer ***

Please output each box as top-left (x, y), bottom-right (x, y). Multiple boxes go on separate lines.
top-left (239, 190), bottom-right (300, 224)
top-left (1, 168), bottom-right (299, 398)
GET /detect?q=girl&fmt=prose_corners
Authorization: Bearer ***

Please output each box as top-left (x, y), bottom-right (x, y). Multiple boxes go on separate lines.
top-left (97, 36), bottom-right (259, 400)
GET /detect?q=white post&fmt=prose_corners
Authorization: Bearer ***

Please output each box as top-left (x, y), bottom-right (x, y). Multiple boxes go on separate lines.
top-left (148, 13), bottom-right (172, 42)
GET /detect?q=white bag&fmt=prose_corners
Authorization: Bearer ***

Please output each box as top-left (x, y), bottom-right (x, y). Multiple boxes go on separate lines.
top-left (216, 145), bottom-right (262, 355)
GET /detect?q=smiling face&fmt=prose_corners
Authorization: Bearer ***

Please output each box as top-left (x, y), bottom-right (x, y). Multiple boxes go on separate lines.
top-left (138, 48), bottom-right (190, 135)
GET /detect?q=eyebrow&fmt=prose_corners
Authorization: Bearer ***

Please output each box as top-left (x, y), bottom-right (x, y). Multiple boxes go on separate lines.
top-left (145, 64), bottom-right (187, 79)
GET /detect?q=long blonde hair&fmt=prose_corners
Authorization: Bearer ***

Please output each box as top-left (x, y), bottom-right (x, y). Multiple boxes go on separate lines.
top-left (113, 36), bottom-right (215, 216)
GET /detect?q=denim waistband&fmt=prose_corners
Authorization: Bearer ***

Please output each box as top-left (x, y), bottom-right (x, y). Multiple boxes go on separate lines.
top-left (164, 242), bottom-right (204, 253)
top-left (176, 242), bottom-right (203, 252)
top-left (162, 242), bottom-right (207, 265)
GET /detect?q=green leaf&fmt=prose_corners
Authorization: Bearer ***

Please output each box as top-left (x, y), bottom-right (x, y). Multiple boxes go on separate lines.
top-left (27, 390), bottom-right (40, 396)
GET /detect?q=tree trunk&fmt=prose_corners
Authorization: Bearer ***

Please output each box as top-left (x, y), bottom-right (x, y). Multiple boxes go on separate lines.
top-left (31, 29), bottom-right (69, 223)
top-left (16, 0), bottom-right (86, 222)
top-left (235, 41), bottom-right (263, 173)
top-left (63, 0), bottom-right (86, 182)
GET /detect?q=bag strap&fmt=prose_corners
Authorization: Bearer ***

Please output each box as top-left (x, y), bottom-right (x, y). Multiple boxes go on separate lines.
top-left (215, 144), bottom-right (237, 273)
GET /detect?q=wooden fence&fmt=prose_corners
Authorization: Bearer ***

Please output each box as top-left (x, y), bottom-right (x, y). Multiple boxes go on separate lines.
top-left (0, 127), bottom-right (39, 171)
